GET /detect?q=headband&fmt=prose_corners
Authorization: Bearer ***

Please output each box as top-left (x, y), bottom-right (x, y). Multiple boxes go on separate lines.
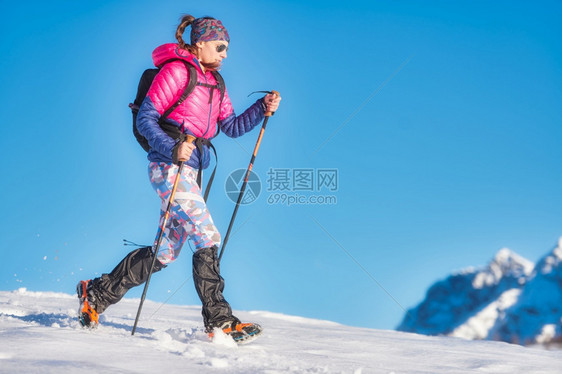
top-left (190, 18), bottom-right (230, 44)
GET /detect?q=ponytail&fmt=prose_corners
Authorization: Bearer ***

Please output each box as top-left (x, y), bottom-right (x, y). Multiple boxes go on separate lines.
top-left (176, 14), bottom-right (195, 51)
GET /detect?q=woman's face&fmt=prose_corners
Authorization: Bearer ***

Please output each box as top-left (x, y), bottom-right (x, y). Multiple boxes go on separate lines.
top-left (196, 40), bottom-right (229, 68)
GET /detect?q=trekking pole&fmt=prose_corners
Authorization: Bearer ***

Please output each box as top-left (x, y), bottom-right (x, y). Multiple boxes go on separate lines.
top-left (132, 135), bottom-right (196, 335)
top-left (218, 90), bottom-right (279, 263)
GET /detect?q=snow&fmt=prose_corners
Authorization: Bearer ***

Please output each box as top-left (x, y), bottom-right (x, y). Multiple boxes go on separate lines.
top-left (536, 325), bottom-right (557, 345)
top-left (1, 289), bottom-right (562, 373)
top-left (450, 288), bottom-right (521, 340)
top-left (539, 240), bottom-right (562, 275)
top-left (472, 248), bottom-right (534, 289)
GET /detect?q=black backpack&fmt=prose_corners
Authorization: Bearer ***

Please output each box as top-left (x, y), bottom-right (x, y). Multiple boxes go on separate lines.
top-left (128, 59), bottom-right (225, 152)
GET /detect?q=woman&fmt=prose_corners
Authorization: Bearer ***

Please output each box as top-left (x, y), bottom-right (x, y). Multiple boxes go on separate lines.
top-left (77, 15), bottom-right (281, 343)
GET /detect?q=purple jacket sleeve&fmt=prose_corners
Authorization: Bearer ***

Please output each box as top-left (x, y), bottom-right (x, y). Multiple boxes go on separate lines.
top-left (218, 98), bottom-right (266, 138)
top-left (136, 96), bottom-right (176, 161)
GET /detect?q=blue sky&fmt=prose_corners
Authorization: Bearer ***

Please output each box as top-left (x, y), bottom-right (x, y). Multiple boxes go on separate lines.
top-left (1, 0), bottom-right (561, 330)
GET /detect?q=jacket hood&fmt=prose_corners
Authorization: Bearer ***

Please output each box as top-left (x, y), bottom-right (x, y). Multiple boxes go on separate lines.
top-left (152, 43), bottom-right (201, 70)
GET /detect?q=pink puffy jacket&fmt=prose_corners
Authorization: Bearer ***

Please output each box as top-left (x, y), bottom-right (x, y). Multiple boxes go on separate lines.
top-left (137, 43), bottom-right (265, 167)
top-left (149, 43), bottom-right (231, 138)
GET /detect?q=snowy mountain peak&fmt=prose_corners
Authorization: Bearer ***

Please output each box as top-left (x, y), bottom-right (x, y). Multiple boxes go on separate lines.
top-left (399, 238), bottom-right (562, 346)
top-left (472, 248), bottom-right (533, 289)
top-left (397, 247), bottom-right (534, 336)
top-left (490, 239), bottom-right (562, 345)
top-left (493, 248), bottom-right (530, 268)
top-left (535, 238), bottom-right (562, 275)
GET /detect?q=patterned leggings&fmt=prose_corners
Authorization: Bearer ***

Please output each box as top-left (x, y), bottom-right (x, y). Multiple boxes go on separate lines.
top-left (148, 162), bottom-right (221, 265)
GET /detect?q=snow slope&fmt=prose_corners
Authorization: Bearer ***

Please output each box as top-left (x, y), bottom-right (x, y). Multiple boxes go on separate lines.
top-left (1, 289), bottom-right (562, 373)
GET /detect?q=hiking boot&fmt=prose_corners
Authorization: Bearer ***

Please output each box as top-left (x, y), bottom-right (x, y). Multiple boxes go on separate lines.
top-left (77, 280), bottom-right (99, 328)
top-left (208, 319), bottom-right (263, 344)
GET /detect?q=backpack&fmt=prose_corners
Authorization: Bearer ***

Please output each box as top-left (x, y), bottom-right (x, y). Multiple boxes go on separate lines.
top-left (128, 59), bottom-right (225, 152)
top-left (128, 59), bottom-right (225, 200)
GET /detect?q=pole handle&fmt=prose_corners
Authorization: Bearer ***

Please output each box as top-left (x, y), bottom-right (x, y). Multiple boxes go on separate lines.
top-left (177, 135), bottom-right (197, 163)
top-left (265, 90), bottom-right (280, 117)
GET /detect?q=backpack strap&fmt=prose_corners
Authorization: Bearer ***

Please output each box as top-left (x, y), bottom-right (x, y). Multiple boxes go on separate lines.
top-left (211, 71), bottom-right (226, 104)
top-left (209, 72), bottom-right (224, 140)
top-left (160, 61), bottom-right (197, 120)
top-left (193, 72), bottom-right (223, 200)
top-left (191, 137), bottom-right (218, 202)
top-left (157, 63), bottom-right (224, 117)
top-left (196, 72), bottom-right (224, 199)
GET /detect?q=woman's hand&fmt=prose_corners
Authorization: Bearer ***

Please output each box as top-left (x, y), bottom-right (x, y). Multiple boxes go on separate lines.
top-left (177, 141), bottom-right (196, 162)
top-left (264, 92), bottom-right (282, 113)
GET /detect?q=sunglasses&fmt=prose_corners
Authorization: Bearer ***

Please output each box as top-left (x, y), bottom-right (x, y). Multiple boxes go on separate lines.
top-left (216, 44), bottom-right (228, 53)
